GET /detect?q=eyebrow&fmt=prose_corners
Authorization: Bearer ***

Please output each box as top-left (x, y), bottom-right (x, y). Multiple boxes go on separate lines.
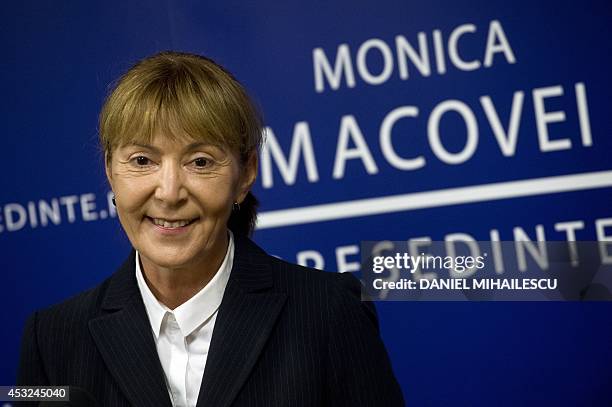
top-left (124, 142), bottom-right (219, 153)
top-left (124, 143), bottom-right (161, 153)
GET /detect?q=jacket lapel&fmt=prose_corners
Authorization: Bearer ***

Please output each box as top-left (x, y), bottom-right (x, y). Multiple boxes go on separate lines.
top-left (196, 236), bottom-right (287, 407)
top-left (88, 252), bottom-right (173, 407)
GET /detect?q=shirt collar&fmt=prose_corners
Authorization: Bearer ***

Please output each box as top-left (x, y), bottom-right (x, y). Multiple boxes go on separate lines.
top-left (135, 231), bottom-right (234, 339)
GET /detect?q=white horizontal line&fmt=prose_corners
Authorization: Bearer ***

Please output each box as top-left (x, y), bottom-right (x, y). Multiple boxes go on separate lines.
top-left (255, 170), bottom-right (612, 229)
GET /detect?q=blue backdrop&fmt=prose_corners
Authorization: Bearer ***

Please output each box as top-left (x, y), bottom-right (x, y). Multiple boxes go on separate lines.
top-left (2, 1), bottom-right (612, 405)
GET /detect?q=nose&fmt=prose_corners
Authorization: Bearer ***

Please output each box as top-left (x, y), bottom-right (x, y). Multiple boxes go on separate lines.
top-left (154, 161), bottom-right (188, 206)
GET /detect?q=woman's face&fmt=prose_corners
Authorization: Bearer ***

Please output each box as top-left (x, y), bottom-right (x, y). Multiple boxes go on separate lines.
top-left (106, 133), bottom-right (256, 270)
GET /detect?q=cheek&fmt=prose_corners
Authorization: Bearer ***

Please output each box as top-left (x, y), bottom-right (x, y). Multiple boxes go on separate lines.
top-left (203, 190), bottom-right (233, 213)
top-left (115, 180), bottom-right (151, 214)
top-left (196, 182), bottom-right (235, 214)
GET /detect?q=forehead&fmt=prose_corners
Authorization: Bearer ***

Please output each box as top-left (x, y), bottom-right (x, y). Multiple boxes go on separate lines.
top-left (120, 140), bottom-right (230, 158)
top-left (115, 124), bottom-right (229, 152)
top-left (122, 132), bottom-right (220, 149)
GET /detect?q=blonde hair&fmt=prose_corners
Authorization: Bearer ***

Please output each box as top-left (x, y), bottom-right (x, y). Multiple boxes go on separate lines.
top-left (99, 51), bottom-right (263, 234)
top-left (100, 51), bottom-right (262, 163)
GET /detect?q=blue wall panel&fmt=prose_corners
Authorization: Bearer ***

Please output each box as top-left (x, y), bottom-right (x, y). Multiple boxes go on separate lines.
top-left (2, 1), bottom-right (612, 405)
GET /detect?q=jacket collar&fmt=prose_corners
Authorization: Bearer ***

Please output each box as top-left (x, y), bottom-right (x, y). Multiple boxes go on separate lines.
top-left (100, 234), bottom-right (275, 311)
top-left (90, 234), bottom-right (286, 407)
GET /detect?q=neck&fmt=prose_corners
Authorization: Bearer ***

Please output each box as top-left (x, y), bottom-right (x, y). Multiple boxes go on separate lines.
top-left (139, 233), bottom-right (229, 310)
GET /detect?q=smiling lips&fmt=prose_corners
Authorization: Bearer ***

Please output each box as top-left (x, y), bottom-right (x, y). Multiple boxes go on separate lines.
top-left (147, 216), bottom-right (198, 229)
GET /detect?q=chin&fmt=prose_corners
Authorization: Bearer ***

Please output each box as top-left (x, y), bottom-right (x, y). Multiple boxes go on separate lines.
top-left (141, 248), bottom-right (195, 269)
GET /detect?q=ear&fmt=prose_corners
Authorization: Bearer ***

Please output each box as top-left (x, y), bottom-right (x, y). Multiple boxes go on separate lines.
top-left (236, 150), bottom-right (258, 203)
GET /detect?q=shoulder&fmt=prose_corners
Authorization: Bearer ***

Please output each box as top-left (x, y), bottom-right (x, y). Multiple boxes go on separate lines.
top-left (250, 242), bottom-right (404, 405)
top-left (242, 238), bottom-right (379, 330)
top-left (238, 235), bottom-right (360, 290)
top-left (268, 253), bottom-right (363, 300)
top-left (25, 251), bottom-right (135, 338)
top-left (18, 275), bottom-right (112, 385)
top-left (23, 276), bottom-right (111, 350)
top-left (37, 279), bottom-right (109, 322)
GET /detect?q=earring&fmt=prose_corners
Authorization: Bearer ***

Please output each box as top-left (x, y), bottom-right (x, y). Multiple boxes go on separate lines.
top-left (112, 195), bottom-right (116, 207)
top-left (232, 201), bottom-right (240, 211)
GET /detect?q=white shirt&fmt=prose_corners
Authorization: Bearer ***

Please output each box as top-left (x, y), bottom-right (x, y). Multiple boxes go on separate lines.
top-left (135, 232), bottom-right (234, 407)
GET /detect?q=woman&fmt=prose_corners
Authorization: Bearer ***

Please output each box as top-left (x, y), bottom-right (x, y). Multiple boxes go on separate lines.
top-left (18, 51), bottom-right (404, 406)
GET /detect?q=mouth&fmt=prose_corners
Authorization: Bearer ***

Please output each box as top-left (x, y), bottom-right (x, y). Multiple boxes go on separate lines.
top-left (145, 216), bottom-right (199, 229)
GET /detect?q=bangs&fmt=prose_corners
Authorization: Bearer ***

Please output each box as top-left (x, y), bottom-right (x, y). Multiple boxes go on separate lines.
top-left (100, 52), bottom-right (262, 164)
top-left (104, 78), bottom-right (234, 153)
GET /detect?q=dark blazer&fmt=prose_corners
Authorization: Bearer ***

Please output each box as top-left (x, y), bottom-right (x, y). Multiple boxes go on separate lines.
top-left (18, 235), bottom-right (404, 406)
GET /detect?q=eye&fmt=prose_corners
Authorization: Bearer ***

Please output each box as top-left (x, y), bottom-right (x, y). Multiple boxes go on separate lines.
top-left (194, 157), bottom-right (209, 167)
top-left (190, 156), bottom-right (217, 171)
top-left (135, 156), bottom-right (151, 166)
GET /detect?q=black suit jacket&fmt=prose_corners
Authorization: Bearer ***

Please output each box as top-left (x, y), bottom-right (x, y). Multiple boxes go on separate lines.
top-left (18, 235), bottom-right (404, 406)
